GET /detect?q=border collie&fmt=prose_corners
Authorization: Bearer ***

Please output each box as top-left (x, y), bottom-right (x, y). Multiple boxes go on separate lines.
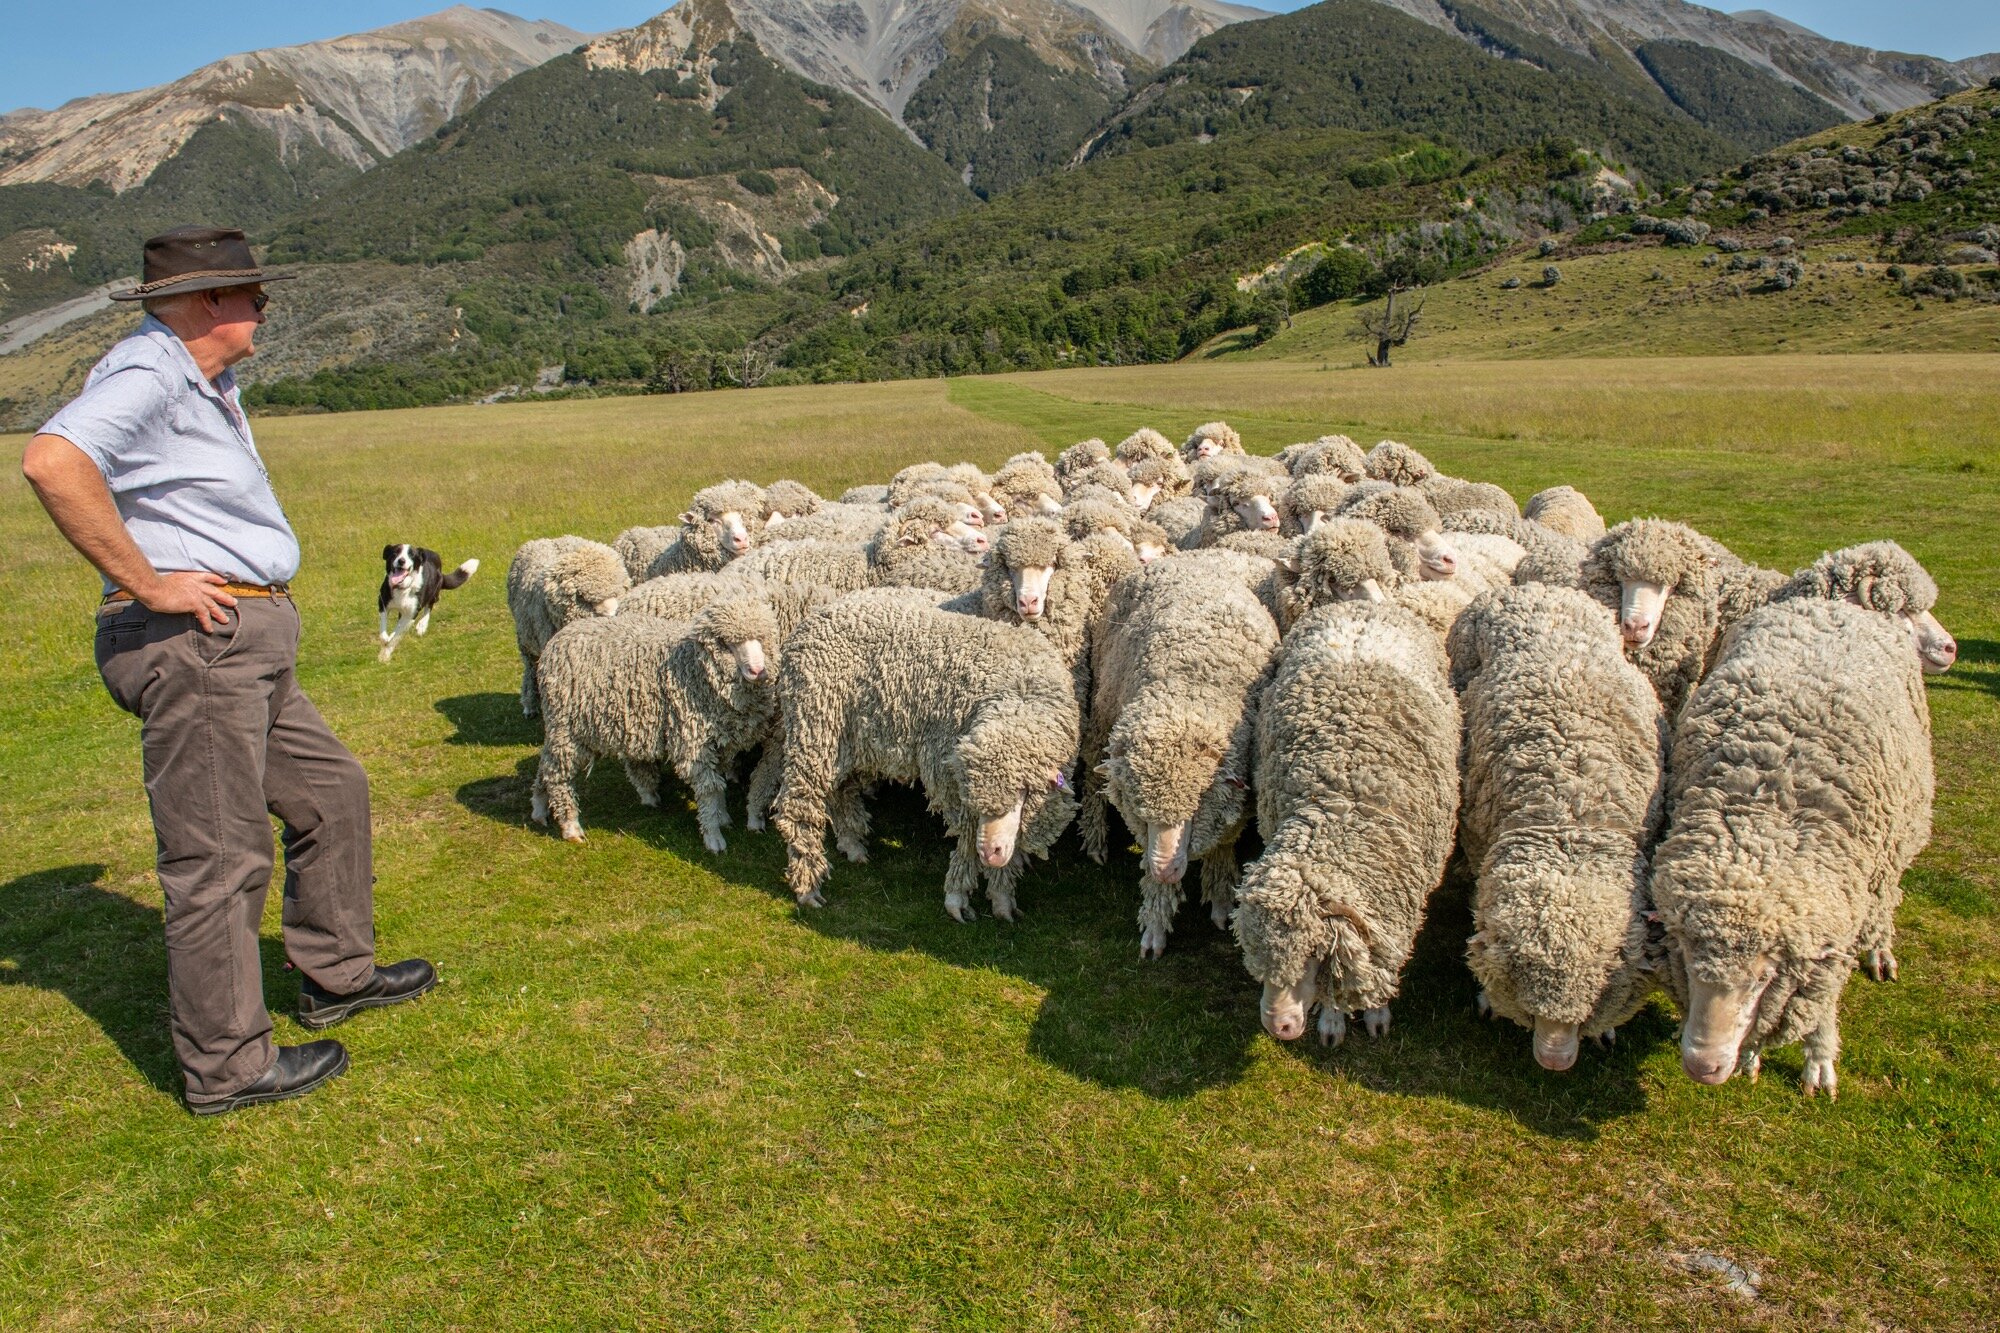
top-left (379, 545), bottom-right (478, 663)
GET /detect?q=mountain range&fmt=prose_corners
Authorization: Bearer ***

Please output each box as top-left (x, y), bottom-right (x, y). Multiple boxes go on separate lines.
top-left (1, 0), bottom-right (1994, 425)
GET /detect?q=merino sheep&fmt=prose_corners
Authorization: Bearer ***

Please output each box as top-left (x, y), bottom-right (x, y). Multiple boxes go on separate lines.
top-left (646, 480), bottom-right (768, 577)
top-left (723, 496), bottom-right (987, 600)
top-left (774, 593), bottom-right (1080, 921)
top-left (1060, 495), bottom-right (1168, 563)
top-left (507, 536), bottom-right (630, 717)
top-left (1770, 540), bottom-right (1957, 673)
top-left (1182, 421), bottom-right (1245, 463)
top-left (1084, 556), bottom-right (1282, 958)
top-left (1335, 484), bottom-right (1461, 584)
top-left (1425, 477), bottom-right (1519, 526)
top-left (762, 479), bottom-right (824, 528)
top-left (944, 462), bottom-right (1009, 525)
top-left (753, 498), bottom-right (897, 545)
top-left (990, 455), bottom-right (1065, 518)
top-left (1363, 440), bottom-right (1436, 486)
top-left (1126, 453), bottom-right (1192, 513)
top-left (1278, 519), bottom-right (1473, 644)
top-left (1192, 465), bottom-right (1285, 546)
top-left (1653, 597), bottom-right (1934, 1097)
top-left (1278, 472), bottom-right (1352, 537)
top-left (1523, 485), bottom-right (1606, 543)
top-left (1279, 434), bottom-right (1368, 482)
top-left (1233, 600), bottom-right (1460, 1045)
top-left (612, 524), bottom-right (680, 582)
top-left (1115, 427), bottom-right (1179, 469)
top-left (1577, 519), bottom-right (1774, 716)
top-left (839, 484), bottom-right (890, 506)
top-left (531, 594), bottom-right (779, 850)
top-left (1054, 439), bottom-right (1112, 490)
top-left (1063, 459), bottom-right (1136, 505)
top-left (1448, 584), bottom-right (1669, 1071)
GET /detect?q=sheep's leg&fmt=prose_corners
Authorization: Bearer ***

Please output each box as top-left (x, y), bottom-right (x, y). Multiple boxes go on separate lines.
top-left (1474, 990), bottom-right (1493, 1020)
top-left (984, 848), bottom-right (1027, 922)
top-left (744, 740), bottom-right (782, 832)
top-left (1361, 1006), bottom-right (1391, 1039)
top-left (943, 831), bottom-right (983, 923)
top-left (1200, 841), bottom-right (1240, 930)
top-left (830, 778), bottom-right (871, 864)
top-left (1738, 1046), bottom-right (1762, 1084)
top-left (537, 733), bottom-right (587, 843)
top-left (1137, 871), bottom-right (1185, 960)
top-left (1801, 1021), bottom-right (1839, 1100)
top-left (1078, 709), bottom-right (1112, 865)
top-left (772, 720), bottom-right (836, 908)
top-left (624, 760), bottom-right (662, 808)
top-left (1317, 1007), bottom-right (1347, 1047)
top-left (519, 650), bottom-right (541, 718)
top-left (529, 774), bottom-right (549, 825)
top-left (688, 748), bottom-right (731, 854)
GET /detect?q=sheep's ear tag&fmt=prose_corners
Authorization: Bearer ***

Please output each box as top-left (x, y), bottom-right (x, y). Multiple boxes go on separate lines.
top-left (1050, 771), bottom-right (1068, 791)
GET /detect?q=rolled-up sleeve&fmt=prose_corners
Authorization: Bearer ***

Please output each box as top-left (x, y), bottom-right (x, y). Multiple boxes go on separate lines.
top-left (41, 361), bottom-right (176, 490)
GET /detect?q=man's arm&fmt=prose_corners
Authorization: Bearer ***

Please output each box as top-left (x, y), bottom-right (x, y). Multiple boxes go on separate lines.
top-left (22, 434), bottom-right (237, 631)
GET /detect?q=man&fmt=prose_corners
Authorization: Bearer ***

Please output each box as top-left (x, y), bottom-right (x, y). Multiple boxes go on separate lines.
top-left (21, 225), bottom-right (434, 1115)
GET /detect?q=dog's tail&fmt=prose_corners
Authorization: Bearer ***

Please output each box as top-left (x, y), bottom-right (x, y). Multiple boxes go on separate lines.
top-left (442, 558), bottom-right (480, 590)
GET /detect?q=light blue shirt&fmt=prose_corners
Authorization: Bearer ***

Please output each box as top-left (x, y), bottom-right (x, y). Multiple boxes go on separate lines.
top-left (41, 315), bottom-right (300, 589)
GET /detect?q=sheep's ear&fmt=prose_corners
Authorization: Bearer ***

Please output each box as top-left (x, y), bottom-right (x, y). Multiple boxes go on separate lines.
top-left (1275, 554), bottom-right (1299, 574)
top-left (679, 510), bottom-right (698, 527)
top-left (899, 530), bottom-right (924, 546)
top-left (1048, 769), bottom-right (1068, 791)
top-left (1223, 775), bottom-right (1247, 790)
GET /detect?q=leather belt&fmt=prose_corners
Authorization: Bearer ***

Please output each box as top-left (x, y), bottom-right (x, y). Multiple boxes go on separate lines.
top-left (102, 581), bottom-right (290, 604)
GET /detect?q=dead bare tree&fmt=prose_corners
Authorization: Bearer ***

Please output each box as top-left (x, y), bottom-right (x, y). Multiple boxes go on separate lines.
top-left (1351, 284), bottom-right (1425, 367)
top-left (721, 342), bottom-right (772, 390)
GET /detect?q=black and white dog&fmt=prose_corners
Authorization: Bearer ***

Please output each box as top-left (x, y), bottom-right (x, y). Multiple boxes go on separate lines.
top-left (379, 544), bottom-right (479, 663)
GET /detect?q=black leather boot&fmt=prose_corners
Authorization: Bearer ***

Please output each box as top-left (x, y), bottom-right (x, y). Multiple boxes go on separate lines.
top-left (189, 1040), bottom-right (348, 1115)
top-left (297, 958), bottom-right (438, 1031)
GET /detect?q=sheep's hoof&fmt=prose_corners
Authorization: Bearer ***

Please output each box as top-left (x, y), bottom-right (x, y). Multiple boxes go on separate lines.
top-left (1865, 948), bottom-right (1898, 982)
top-left (1362, 1006), bottom-right (1391, 1039)
top-left (1474, 990), bottom-right (1493, 1020)
top-left (838, 838), bottom-right (869, 864)
top-left (702, 830), bottom-right (727, 854)
top-left (945, 894), bottom-right (974, 923)
top-left (1739, 1050), bottom-right (1762, 1084)
top-left (745, 813), bottom-right (766, 832)
top-left (990, 899), bottom-right (1020, 923)
top-left (1138, 925), bottom-right (1168, 960)
top-left (638, 792), bottom-right (661, 808)
top-left (1317, 1009), bottom-right (1347, 1048)
top-left (560, 823), bottom-right (585, 844)
top-left (1209, 899), bottom-right (1231, 930)
top-left (795, 888), bottom-right (826, 910)
top-left (1802, 1058), bottom-right (1837, 1099)
top-left (529, 795), bottom-right (549, 825)
top-left (1593, 1030), bottom-right (1617, 1051)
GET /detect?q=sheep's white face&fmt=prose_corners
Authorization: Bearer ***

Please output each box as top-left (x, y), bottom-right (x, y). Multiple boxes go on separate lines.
top-left (1260, 961), bottom-right (1322, 1042)
top-left (1035, 493), bottom-right (1064, 517)
top-left (978, 797), bottom-right (1024, 868)
top-left (1901, 608), bottom-right (1957, 673)
top-left (594, 596), bottom-right (620, 617)
top-left (1619, 579), bottom-right (1669, 649)
top-left (1298, 509), bottom-right (1330, 536)
top-left (1130, 481), bottom-right (1161, 512)
top-left (1190, 439), bottom-right (1221, 461)
top-left (976, 492), bottom-right (1008, 526)
top-left (1010, 563), bottom-right (1056, 621)
top-left (1342, 578), bottom-right (1388, 604)
top-left (1679, 951), bottom-right (1780, 1085)
top-left (716, 511), bottom-right (753, 556)
top-left (1533, 1018), bottom-right (1581, 1072)
top-left (958, 503), bottom-right (985, 528)
top-left (731, 638), bottom-right (767, 683)
top-left (1136, 539), bottom-right (1168, 564)
top-left (1097, 526), bottom-right (1136, 555)
top-left (1415, 530), bottom-right (1458, 580)
top-left (1145, 820), bottom-right (1190, 884)
top-left (936, 521), bottom-right (987, 554)
top-left (1235, 495), bottom-right (1280, 532)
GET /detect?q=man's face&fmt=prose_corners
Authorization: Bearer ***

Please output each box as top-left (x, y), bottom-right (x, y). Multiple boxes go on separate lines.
top-left (204, 285), bottom-right (266, 364)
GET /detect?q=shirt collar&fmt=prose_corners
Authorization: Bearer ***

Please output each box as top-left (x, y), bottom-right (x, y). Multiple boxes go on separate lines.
top-left (140, 313), bottom-right (236, 399)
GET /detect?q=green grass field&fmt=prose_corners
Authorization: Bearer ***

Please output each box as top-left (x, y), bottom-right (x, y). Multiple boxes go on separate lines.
top-left (2, 358), bottom-right (1996, 1328)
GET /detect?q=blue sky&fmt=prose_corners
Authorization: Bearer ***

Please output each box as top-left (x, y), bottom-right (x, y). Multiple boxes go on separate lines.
top-left (4, 1), bottom-right (1997, 116)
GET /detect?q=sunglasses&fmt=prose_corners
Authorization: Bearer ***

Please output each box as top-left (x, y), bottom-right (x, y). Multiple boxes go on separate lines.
top-left (213, 287), bottom-right (269, 312)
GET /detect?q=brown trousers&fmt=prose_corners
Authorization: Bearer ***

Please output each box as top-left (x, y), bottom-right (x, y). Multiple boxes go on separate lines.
top-left (95, 595), bottom-right (376, 1104)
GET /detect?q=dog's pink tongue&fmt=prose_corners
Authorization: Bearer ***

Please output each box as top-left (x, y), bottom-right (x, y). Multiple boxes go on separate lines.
top-left (389, 571), bottom-right (410, 586)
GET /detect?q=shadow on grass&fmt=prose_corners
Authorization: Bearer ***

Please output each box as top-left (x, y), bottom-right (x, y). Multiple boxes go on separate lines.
top-left (0, 864), bottom-right (296, 1100)
top-left (1928, 639), bottom-right (1999, 701)
top-left (436, 692), bottom-right (538, 747)
top-left (454, 761), bottom-right (1664, 1132)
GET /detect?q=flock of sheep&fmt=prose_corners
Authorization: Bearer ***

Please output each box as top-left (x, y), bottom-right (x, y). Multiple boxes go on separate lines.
top-left (504, 421), bottom-right (1957, 1098)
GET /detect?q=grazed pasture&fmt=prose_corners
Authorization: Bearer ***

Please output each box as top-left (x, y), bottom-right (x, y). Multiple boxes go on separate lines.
top-left (2, 358), bottom-right (1994, 1328)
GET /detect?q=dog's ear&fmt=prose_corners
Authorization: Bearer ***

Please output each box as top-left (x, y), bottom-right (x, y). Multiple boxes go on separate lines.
top-left (382, 544), bottom-right (397, 562)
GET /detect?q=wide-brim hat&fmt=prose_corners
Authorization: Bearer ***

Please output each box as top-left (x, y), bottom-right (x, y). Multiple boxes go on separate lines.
top-left (110, 225), bottom-right (296, 302)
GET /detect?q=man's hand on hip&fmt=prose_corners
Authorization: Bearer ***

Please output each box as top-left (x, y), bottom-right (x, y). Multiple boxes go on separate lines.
top-left (138, 571), bottom-right (239, 631)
